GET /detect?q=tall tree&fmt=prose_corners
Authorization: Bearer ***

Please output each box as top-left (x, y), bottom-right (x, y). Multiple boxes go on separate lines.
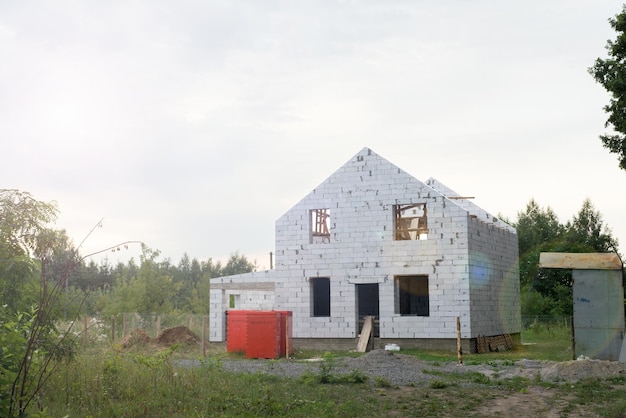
top-left (589, 5), bottom-right (626, 171)
top-left (0, 190), bottom-right (79, 416)
top-left (565, 198), bottom-right (619, 252)
top-left (515, 199), bottom-right (565, 290)
top-left (515, 198), bottom-right (621, 316)
top-left (221, 252), bottom-right (256, 277)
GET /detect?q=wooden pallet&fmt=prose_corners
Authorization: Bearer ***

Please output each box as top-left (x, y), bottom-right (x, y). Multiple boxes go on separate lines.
top-left (476, 334), bottom-right (514, 354)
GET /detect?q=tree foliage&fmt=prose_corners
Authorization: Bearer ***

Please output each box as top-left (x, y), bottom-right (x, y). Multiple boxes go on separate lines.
top-left (88, 250), bottom-right (256, 317)
top-left (515, 198), bottom-right (621, 316)
top-left (589, 5), bottom-right (626, 171)
top-left (0, 190), bottom-right (79, 416)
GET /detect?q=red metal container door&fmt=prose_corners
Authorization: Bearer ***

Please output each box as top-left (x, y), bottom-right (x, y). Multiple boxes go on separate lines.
top-left (226, 310), bottom-right (249, 353)
top-left (275, 311), bottom-right (293, 356)
top-left (245, 311), bottom-right (281, 359)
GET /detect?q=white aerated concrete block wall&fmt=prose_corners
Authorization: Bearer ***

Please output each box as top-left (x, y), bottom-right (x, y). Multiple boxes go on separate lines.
top-left (270, 148), bottom-right (520, 340)
top-left (209, 289), bottom-right (226, 341)
top-left (468, 218), bottom-right (521, 337)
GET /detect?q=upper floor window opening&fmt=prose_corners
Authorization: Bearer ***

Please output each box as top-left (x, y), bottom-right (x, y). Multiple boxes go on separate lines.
top-left (311, 208), bottom-right (330, 243)
top-left (394, 203), bottom-right (428, 240)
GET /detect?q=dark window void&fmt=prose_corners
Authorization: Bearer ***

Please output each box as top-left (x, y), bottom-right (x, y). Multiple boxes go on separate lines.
top-left (311, 209), bottom-right (330, 243)
top-left (311, 277), bottom-right (330, 317)
top-left (395, 275), bottom-right (429, 316)
top-left (394, 203), bottom-right (428, 240)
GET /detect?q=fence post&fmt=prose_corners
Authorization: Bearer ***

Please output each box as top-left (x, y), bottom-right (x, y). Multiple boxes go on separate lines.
top-left (83, 316), bottom-right (88, 348)
top-left (189, 315), bottom-right (193, 331)
top-left (156, 315), bottom-right (161, 338)
top-left (202, 316), bottom-right (207, 357)
top-left (111, 316), bottom-right (116, 343)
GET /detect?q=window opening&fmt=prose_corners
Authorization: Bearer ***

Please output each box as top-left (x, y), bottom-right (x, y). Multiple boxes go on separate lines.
top-left (311, 277), bottom-right (330, 317)
top-left (394, 203), bottom-right (428, 240)
top-left (229, 294), bottom-right (239, 309)
top-left (311, 209), bottom-right (330, 243)
top-left (395, 275), bottom-right (429, 316)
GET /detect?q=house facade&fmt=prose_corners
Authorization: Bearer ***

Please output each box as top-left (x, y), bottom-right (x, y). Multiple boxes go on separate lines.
top-left (210, 147), bottom-right (521, 352)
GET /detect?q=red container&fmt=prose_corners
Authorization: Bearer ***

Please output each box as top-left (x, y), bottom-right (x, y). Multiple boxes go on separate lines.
top-left (245, 311), bottom-right (282, 359)
top-left (226, 310), bottom-right (249, 353)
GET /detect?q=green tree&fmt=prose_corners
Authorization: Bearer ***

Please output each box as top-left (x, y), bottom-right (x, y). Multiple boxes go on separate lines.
top-left (221, 252), bottom-right (256, 277)
top-left (516, 199), bottom-right (565, 290)
top-left (0, 190), bottom-right (79, 416)
top-left (187, 277), bottom-right (212, 314)
top-left (515, 198), bottom-right (621, 316)
top-left (0, 190), bottom-right (58, 312)
top-left (564, 198), bottom-right (619, 252)
top-left (589, 5), bottom-right (626, 170)
top-left (137, 247), bottom-right (180, 313)
top-left (100, 246), bottom-right (181, 315)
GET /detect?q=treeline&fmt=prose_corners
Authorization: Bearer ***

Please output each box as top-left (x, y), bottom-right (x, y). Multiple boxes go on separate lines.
top-left (64, 198), bottom-right (620, 318)
top-left (62, 248), bottom-right (256, 317)
top-left (1, 189), bottom-right (623, 323)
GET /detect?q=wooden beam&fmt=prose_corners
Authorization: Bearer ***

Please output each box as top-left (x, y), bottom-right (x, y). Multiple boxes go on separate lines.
top-left (539, 252), bottom-right (622, 270)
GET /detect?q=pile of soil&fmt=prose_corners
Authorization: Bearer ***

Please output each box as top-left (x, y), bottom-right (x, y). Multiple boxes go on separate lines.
top-left (119, 328), bottom-right (151, 348)
top-left (157, 325), bottom-right (200, 345)
top-left (540, 358), bottom-right (626, 382)
top-left (119, 326), bottom-right (200, 348)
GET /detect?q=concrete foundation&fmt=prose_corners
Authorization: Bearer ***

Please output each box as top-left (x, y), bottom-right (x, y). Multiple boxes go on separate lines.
top-left (291, 334), bottom-right (521, 354)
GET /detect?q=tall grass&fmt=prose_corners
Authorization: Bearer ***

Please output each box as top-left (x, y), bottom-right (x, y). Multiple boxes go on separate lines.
top-left (32, 325), bottom-right (585, 417)
top-left (37, 350), bottom-right (383, 417)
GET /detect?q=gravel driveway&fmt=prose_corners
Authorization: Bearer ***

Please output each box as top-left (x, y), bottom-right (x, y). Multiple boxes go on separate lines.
top-left (177, 349), bottom-right (626, 386)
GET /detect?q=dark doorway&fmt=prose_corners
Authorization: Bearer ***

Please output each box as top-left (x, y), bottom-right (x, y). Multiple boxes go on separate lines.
top-left (356, 283), bottom-right (379, 336)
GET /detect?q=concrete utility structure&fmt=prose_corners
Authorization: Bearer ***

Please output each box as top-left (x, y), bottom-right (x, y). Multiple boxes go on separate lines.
top-left (539, 252), bottom-right (625, 361)
top-left (210, 147), bottom-right (521, 352)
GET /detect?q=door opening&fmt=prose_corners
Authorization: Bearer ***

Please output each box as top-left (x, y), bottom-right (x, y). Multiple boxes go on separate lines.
top-left (356, 283), bottom-right (379, 337)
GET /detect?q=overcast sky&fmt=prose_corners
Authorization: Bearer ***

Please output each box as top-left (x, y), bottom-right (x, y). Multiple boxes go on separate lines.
top-left (2, 0), bottom-right (625, 269)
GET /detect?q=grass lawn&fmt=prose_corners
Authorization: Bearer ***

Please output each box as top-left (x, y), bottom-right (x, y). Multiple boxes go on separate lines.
top-left (32, 326), bottom-right (626, 417)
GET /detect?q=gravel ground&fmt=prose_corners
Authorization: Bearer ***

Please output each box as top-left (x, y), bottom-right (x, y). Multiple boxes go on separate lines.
top-left (176, 349), bottom-right (626, 386)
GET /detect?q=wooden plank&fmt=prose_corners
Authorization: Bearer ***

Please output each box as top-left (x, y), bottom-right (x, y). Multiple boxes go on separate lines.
top-left (356, 316), bottom-right (374, 353)
top-left (456, 316), bottom-right (463, 364)
top-left (539, 252), bottom-right (622, 270)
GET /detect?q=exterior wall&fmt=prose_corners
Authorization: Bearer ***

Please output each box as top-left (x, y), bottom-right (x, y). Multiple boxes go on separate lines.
top-left (467, 217), bottom-right (521, 337)
top-left (273, 148), bottom-right (476, 340)
top-left (290, 337), bottom-right (476, 353)
top-left (209, 288), bottom-right (226, 341)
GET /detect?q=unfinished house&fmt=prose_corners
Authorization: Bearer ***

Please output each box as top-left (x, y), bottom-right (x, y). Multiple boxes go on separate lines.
top-left (210, 147), bottom-right (521, 352)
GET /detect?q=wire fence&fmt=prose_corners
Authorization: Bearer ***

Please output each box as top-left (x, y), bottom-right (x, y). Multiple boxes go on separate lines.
top-left (521, 315), bottom-right (572, 333)
top-left (60, 313), bottom-right (210, 349)
top-left (64, 314), bottom-right (575, 359)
